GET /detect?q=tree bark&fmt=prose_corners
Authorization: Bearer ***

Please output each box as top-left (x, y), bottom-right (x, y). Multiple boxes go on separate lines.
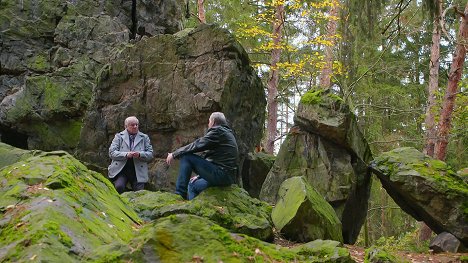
top-left (423, 0), bottom-right (442, 158)
top-left (198, 0), bottom-right (206, 23)
top-left (434, 2), bottom-right (468, 161)
top-left (319, 1), bottom-right (339, 89)
top-left (265, 3), bottom-right (285, 154)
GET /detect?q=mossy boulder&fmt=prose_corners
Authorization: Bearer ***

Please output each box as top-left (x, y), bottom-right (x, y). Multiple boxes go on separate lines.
top-left (0, 0), bottom-right (186, 152)
top-left (78, 24), bottom-right (266, 188)
top-left (0, 142), bottom-right (39, 169)
top-left (260, 89), bottom-right (372, 244)
top-left (370, 147), bottom-right (468, 246)
top-left (272, 176), bottom-right (343, 243)
top-left (0, 150), bottom-right (141, 262)
top-left (96, 214), bottom-right (354, 262)
top-left (365, 246), bottom-right (408, 263)
top-left (241, 151), bottom-right (275, 198)
top-left (123, 186), bottom-right (274, 241)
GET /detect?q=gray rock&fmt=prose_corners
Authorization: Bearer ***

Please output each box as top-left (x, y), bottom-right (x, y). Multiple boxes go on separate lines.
top-left (371, 147), bottom-right (468, 246)
top-left (123, 186), bottom-right (274, 241)
top-left (241, 152), bottom-right (275, 198)
top-left (77, 24), bottom-right (266, 189)
top-left (260, 89), bottom-right (372, 244)
top-left (430, 232), bottom-right (462, 253)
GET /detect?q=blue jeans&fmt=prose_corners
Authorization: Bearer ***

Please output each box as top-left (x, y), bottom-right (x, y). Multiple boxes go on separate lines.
top-left (175, 153), bottom-right (233, 199)
top-left (188, 177), bottom-right (209, 200)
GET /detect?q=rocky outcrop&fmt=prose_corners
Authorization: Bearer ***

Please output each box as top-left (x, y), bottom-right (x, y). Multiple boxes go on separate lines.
top-left (0, 0), bottom-right (265, 190)
top-left (77, 24), bottom-right (266, 189)
top-left (123, 186), bottom-right (274, 241)
top-left (102, 214), bottom-right (354, 262)
top-left (260, 89), bottom-right (372, 244)
top-left (0, 143), bottom-right (354, 262)
top-left (241, 152), bottom-right (275, 198)
top-left (0, 148), bottom-right (141, 262)
top-left (272, 177), bottom-right (343, 243)
top-left (0, 0), bottom-right (186, 151)
top-left (370, 147), bottom-right (468, 246)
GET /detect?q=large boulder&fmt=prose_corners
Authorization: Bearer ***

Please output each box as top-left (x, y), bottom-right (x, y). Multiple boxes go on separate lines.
top-left (97, 214), bottom-right (354, 262)
top-left (260, 89), bottom-right (372, 244)
top-left (0, 146), bottom-right (141, 262)
top-left (272, 177), bottom-right (343, 243)
top-left (77, 24), bottom-right (266, 189)
top-left (123, 186), bottom-right (274, 241)
top-left (370, 147), bottom-right (468, 246)
top-left (0, 0), bottom-right (186, 151)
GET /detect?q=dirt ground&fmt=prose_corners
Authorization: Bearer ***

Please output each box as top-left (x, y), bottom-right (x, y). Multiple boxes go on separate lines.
top-left (273, 236), bottom-right (467, 262)
top-left (345, 245), bottom-right (468, 263)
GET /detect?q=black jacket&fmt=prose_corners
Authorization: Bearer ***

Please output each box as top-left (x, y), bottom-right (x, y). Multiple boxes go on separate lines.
top-left (172, 125), bottom-right (239, 172)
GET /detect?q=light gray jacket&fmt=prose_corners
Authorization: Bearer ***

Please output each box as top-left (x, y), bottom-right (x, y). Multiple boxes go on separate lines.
top-left (108, 130), bottom-right (153, 182)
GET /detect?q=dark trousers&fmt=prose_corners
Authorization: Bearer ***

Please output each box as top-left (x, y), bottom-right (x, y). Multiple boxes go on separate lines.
top-left (175, 153), bottom-right (233, 200)
top-left (113, 159), bottom-right (145, 194)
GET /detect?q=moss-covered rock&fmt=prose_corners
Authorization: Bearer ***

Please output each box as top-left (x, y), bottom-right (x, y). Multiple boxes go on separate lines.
top-left (0, 150), bottom-right (141, 262)
top-left (364, 246), bottom-right (409, 263)
top-left (0, 142), bottom-right (38, 169)
top-left (371, 147), bottom-right (468, 247)
top-left (241, 151), bottom-right (275, 198)
top-left (260, 89), bottom-right (372, 244)
top-left (123, 186), bottom-right (274, 241)
top-left (272, 176), bottom-right (343, 243)
top-left (97, 214), bottom-right (354, 262)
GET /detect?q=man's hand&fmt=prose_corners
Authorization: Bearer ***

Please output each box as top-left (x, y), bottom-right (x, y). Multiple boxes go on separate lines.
top-left (127, 152), bottom-right (140, 158)
top-left (166, 153), bottom-right (174, 165)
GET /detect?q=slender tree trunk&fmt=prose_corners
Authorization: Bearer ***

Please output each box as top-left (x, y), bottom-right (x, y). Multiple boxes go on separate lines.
top-left (198, 0), bottom-right (206, 23)
top-left (319, 1), bottom-right (339, 89)
top-left (265, 3), bottom-right (284, 154)
top-left (434, 2), bottom-right (468, 161)
top-left (423, 0), bottom-right (442, 158)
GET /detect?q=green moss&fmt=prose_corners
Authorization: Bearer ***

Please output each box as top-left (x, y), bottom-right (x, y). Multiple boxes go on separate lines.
top-left (300, 89), bottom-right (323, 105)
top-left (27, 53), bottom-right (50, 72)
top-left (364, 246), bottom-right (408, 263)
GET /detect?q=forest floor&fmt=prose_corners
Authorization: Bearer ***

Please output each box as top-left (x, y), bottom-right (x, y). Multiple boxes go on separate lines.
top-left (344, 245), bottom-right (467, 263)
top-left (274, 237), bottom-right (468, 262)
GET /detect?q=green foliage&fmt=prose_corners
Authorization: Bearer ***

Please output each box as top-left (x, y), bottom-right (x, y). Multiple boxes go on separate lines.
top-left (300, 89), bottom-right (324, 105)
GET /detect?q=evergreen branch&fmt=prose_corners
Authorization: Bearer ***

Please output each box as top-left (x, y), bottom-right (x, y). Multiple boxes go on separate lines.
top-left (381, 0), bottom-right (411, 36)
top-left (369, 138), bottom-right (423, 145)
top-left (354, 104), bottom-right (424, 113)
top-left (344, 7), bottom-right (421, 103)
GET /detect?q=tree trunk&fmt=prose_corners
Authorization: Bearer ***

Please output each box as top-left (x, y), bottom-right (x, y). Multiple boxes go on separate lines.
top-left (319, 1), bottom-right (339, 89)
top-left (198, 0), bottom-right (206, 23)
top-left (423, 0), bottom-right (442, 158)
top-left (434, 2), bottom-right (468, 161)
top-left (265, 3), bottom-right (285, 154)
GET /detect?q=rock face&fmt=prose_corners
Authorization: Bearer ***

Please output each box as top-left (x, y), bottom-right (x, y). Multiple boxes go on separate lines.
top-left (77, 24), bottom-right (266, 189)
top-left (0, 0), bottom-right (266, 190)
top-left (0, 147), bottom-right (141, 262)
top-left (370, 147), bottom-right (468, 246)
top-left (241, 152), bottom-right (275, 198)
top-left (260, 89), bottom-right (372, 244)
top-left (123, 186), bottom-right (274, 241)
top-left (272, 177), bottom-right (343, 243)
top-left (0, 143), bottom-right (354, 262)
top-left (0, 0), bottom-right (185, 151)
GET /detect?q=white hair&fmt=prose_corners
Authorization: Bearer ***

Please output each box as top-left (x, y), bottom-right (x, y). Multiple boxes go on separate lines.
top-left (124, 116), bottom-right (139, 127)
top-left (209, 112), bottom-right (227, 126)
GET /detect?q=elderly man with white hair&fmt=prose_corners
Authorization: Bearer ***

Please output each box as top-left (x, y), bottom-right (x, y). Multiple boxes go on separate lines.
top-left (166, 112), bottom-right (239, 200)
top-left (108, 116), bottom-right (153, 194)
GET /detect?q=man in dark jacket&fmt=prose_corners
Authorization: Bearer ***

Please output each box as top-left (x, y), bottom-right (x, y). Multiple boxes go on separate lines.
top-left (166, 112), bottom-right (238, 200)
